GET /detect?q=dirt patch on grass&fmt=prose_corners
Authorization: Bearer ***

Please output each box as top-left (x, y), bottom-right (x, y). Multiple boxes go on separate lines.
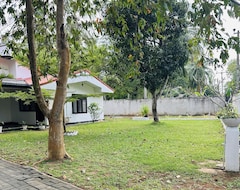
top-left (126, 160), bottom-right (240, 190)
top-left (198, 160), bottom-right (224, 175)
top-left (173, 171), bottom-right (240, 190)
top-left (173, 160), bottom-right (240, 190)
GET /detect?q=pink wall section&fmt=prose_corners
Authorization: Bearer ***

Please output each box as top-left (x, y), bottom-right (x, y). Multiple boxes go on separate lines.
top-left (15, 64), bottom-right (31, 79)
top-left (0, 57), bottom-right (31, 79)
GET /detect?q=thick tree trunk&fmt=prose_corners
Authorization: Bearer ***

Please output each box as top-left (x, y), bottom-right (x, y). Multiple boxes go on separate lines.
top-left (152, 91), bottom-right (159, 122)
top-left (46, 0), bottom-right (71, 160)
top-left (26, 0), bottom-right (70, 160)
top-left (48, 114), bottom-right (65, 160)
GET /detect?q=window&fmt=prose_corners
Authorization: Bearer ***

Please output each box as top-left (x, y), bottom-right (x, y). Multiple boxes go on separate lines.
top-left (19, 100), bottom-right (36, 112)
top-left (72, 96), bottom-right (87, 114)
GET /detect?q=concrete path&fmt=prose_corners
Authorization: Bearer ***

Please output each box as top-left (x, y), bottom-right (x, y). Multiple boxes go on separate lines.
top-left (0, 159), bottom-right (82, 190)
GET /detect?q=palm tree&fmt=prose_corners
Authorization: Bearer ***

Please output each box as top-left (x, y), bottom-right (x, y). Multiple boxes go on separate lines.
top-left (186, 56), bottom-right (213, 93)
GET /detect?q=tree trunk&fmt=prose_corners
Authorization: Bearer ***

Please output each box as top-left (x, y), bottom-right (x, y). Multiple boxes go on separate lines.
top-left (152, 91), bottom-right (159, 122)
top-left (26, 0), bottom-right (70, 160)
top-left (48, 113), bottom-right (65, 160)
top-left (26, 0), bottom-right (50, 117)
top-left (46, 0), bottom-right (71, 160)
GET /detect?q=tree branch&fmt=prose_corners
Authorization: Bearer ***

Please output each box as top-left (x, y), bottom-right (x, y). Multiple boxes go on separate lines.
top-left (231, 0), bottom-right (240, 6)
top-left (26, 0), bottom-right (50, 117)
top-left (156, 76), bottom-right (169, 98)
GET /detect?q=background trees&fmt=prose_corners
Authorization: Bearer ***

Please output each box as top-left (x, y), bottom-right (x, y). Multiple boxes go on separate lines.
top-left (187, 58), bottom-right (214, 94)
top-left (226, 59), bottom-right (238, 93)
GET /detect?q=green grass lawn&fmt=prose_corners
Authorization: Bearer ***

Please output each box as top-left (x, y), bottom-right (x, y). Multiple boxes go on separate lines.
top-left (1, 117), bottom-right (240, 189)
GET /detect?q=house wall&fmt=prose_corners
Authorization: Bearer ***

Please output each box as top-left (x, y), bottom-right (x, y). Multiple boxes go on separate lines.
top-left (14, 64), bottom-right (31, 79)
top-left (103, 97), bottom-right (224, 116)
top-left (41, 73), bottom-right (113, 123)
top-left (0, 98), bottom-right (36, 124)
top-left (62, 83), bottom-right (104, 123)
top-left (64, 95), bottom-right (104, 123)
top-left (0, 57), bottom-right (31, 79)
top-left (10, 99), bottom-right (36, 125)
top-left (44, 85), bottom-right (105, 124)
top-left (69, 83), bottom-right (98, 94)
top-left (68, 74), bottom-right (113, 93)
top-left (0, 99), bottom-right (11, 122)
top-left (0, 57), bottom-right (15, 76)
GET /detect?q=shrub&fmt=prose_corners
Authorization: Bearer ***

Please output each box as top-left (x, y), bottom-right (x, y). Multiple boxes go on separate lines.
top-left (88, 103), bottom-right (101, 122)
top-left (141, 105), bottom-right (149, 117)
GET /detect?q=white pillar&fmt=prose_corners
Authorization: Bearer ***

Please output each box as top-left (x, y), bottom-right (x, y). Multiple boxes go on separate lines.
top-left (225, 126), bottom-right (239, 172)
top-left (144, 87), bottom-right (148, 99)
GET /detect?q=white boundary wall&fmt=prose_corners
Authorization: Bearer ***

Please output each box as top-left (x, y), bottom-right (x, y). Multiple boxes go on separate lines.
top-left (104, 97), bottom-right (224, 116)
top-left (233, 95), bottom-right (240, 113)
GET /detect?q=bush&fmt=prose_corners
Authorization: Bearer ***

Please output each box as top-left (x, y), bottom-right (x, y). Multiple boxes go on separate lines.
top-left (141, 105), bottom-right (149, 117)
top-left (88, 103), bottom-right (101, 122)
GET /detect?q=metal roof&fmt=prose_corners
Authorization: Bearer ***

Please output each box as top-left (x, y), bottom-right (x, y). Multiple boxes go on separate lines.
top-left (2, 78), bottom-right (30, 87)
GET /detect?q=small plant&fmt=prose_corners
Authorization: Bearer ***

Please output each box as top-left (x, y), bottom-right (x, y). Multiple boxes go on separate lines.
top-left (88, 103), bottom-right (101, 122)
top-left (141, 105), bottom-right (149, 117)
top-left (216, 104), bottom-right (239, 119)
top-left (21, 121), bottom-right (28, 130)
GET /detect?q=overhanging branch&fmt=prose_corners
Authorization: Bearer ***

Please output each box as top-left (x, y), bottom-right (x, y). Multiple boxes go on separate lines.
top-left (156, 76), bottom-right (169, 98)
top-left (231, 0), bottom-right (240, 6)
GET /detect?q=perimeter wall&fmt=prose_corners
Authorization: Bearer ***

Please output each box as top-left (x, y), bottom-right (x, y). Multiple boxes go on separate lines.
top-left (104, 97), bottom-right (225, 116)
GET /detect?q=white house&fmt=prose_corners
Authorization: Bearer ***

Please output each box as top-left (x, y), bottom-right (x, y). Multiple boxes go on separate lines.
top-left (40, 70), bottom-right (114, 123)
top-left (0, 45), bottom-right (114, 127)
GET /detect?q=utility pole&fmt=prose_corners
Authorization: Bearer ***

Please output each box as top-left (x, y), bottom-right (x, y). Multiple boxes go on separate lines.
top-left (236, 30), bottom-right (240, 91)
top-left (220, 71), bottom-right (224, 95)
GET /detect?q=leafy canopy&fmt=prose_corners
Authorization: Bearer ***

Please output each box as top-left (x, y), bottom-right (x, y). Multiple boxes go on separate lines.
top-left (104, 0), bottom-right (189, 96)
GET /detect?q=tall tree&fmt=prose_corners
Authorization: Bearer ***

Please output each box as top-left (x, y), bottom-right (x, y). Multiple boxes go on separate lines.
top-left (26, 0), bottom-right (70, 160)
top-left (0, 0), bottom-right (105, 160)
top-left (104, 0), bottom-right (189, 121)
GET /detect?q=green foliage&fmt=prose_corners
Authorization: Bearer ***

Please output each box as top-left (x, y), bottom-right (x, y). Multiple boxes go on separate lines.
top-left (225, 59), bottom-right (239, 93)
top-left (87, 102), bottom-right (101, 122)
top-left (161, 69), bottom-right (193, 98)
top-left (70, 33), bottom-right (112, 77)
top-left (190, 0), bottom-right (240, 64)
top-left (0, 88), bottom-right (52, 105)
top-left (140, 105), bottom-right (149, 117)
top-left (216, 104), bottom-right (239, 119)
top-left (0, 73), bottom-right (13, 79)
top-left (162, 86), bottom-right (190, 98)
top-left (104, 0), bottom-right (189, 99)
top-left (186, 58), bottom-right (214, 93)
top-left (0, 0), bottom-right (107, 76)
top-left (203, 85), bottom-right (218, 97)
